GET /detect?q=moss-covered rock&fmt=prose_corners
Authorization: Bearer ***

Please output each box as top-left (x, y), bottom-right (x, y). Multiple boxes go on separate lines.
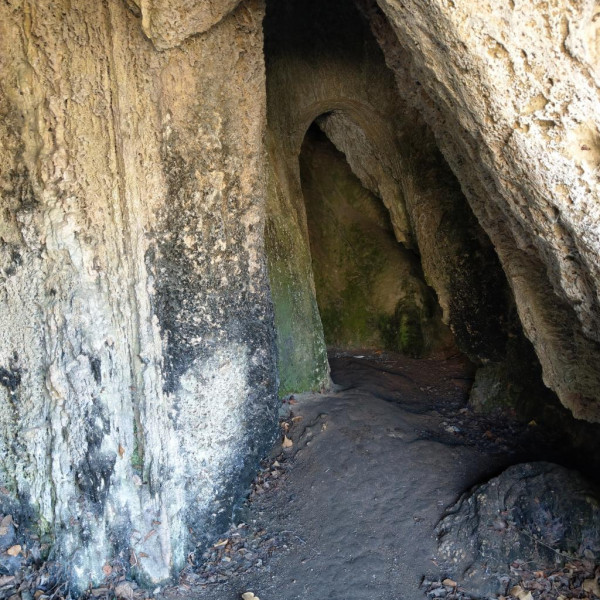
top-left (265, 152), bottom-right (330, 397)
top-left (300, 127), bottom-right (452, 356)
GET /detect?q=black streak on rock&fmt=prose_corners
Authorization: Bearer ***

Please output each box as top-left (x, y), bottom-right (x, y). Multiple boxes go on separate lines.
top-left (0, 366), bottom-right (21, 393)
top-left (75, 406), bottom-right (115, 515)
top-left (89, 357), bottom-right (102, 385)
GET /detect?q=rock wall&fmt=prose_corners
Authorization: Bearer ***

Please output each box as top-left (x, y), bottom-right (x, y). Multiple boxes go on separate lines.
top-left (264, 0), bottom-right (537, 401)
top-left (361, 0), bottom-right (600, 421)
top-left (300, 126), bottom-right (453, 355)
top-left (0, 0), bottom-right (277, 587)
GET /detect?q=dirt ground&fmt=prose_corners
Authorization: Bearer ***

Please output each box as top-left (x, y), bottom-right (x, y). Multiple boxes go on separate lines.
top-left (164, 351), bottom-right (561, 600)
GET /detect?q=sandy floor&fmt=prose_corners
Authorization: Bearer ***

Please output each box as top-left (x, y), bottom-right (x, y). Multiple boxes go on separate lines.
top-left (167, 352), bottom-right (556, 600)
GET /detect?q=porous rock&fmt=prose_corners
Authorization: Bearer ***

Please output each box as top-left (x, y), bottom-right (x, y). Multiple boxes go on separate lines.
top-left (0, 0), bottom-right (277, 588)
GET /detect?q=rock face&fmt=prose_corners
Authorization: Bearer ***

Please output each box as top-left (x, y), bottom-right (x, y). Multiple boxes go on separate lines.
top-left (0, 0), bottom-right (600, 590)
top-left (263, 0), bottom-right (553, 416)
top-left (0, 0), bottom-right (277, 587)
top-left (437, 462), bottom-right (600, 597)
top-left (361, 0), bottom-right (600, 421)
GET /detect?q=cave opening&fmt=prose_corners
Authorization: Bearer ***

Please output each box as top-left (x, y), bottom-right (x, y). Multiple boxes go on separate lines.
top-left (263, 0), bottom-right (600, 479)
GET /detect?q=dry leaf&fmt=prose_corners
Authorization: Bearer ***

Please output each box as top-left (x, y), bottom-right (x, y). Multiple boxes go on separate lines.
top-left (214, 539), bottom-right (228, 547)
top-left (509, 587), bottom-right (533, 600)
top-left (291, 416), bottom-right (303, 423)
top-left (114, 581), bottom-right (135, 600)
top-left (583, 578), bottom-right (600, 597)
top-left (241, 593), bottom-right (260, 600)
top-left (143, 529), bottom-right (156, 543)
top-left (442, 578), bottom-right (457, 587)
top-left (6, 545), bottom-right (20, 557)
top-left (0, 515), bottom-right (13, 535)
top-left (118, 445), bottom-right (125, 458)
top-left (102, 563), bottom-right (112, 576)
top-left (282, 435), bottom-right (293, 449)
top-left (272, 461), bottom-right (280, 468)
top-left (533, 570), bottom-right (544, 578)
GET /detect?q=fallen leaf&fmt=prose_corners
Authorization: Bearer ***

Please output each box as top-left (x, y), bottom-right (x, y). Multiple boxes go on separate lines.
top-left (115, 581), bottom-right (135, 600)
top-left (102, 563), bottom-right (112, 576)
top-left (214, 539), bottom-right (228, 548)
top-left (0, 515), bottom-right (13, 528)
top-left (509, 587), bottom-right (533, 600)
top-left (272, 461), bottom-right (280, 468)
top-left (282, 435), bottom-right (293, 449)
top-left (143, 529), bottom-right (156, 543)
top-left (442, 578), bottom-right (457, 587)
top-left (291, 416), bottom-right (303, 423)
top-left (241, 593), bottom-right (260, 600)
top-left (583, 578), bottom-right (600, 597)
top-left (118, 445), bottom-right (125, 458)
top-left (6, 545), bottom-right (20, 557)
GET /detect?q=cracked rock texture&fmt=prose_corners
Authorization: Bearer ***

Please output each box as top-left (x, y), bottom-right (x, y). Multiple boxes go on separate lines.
top-left (437, 462), bottom-right (600, 597)
top-left (1, 0), bottom-right (600, 590)
top-left (0, 0), bottom-right (277, 588)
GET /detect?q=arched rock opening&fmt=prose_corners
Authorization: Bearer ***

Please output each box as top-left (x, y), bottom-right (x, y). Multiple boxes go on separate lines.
top-left (263, 0), bottom-right (562, 424)
top-left (300, 123), bottom-right (454, 357)
top-left (0, 0), bottom-right (599, 590)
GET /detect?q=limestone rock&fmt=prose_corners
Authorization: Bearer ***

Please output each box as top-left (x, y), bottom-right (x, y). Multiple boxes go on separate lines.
top-left (362, 0), bottom-right (600, 420)
top-left (132, 0), bottom-right (243, 50)
top-left (0, 0), bottom-right (277, 587)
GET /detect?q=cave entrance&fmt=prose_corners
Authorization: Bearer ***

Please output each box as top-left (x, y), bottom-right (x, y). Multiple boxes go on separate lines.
top-left (299, 123), bottom-right (456, 361)
top-left (263, 0), bottom-right (600, 482)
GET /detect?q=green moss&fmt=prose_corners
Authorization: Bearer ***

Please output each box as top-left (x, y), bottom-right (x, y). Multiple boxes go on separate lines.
top-left (377, 299), bottom-right (425, 356)
top-left (265, 158), bottom-right (330, 397)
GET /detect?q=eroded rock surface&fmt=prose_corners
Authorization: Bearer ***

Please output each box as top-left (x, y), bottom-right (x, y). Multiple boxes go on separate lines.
top-left (300, 126), bottom-right (452, 355)
top-left (0, 0), bottom-right (277, 587)
top-left (361, 0), bottom-right (600, 420)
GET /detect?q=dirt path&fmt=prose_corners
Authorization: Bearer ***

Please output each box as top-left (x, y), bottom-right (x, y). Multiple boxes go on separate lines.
top-left (168, 352), bottom-right (555, 600)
